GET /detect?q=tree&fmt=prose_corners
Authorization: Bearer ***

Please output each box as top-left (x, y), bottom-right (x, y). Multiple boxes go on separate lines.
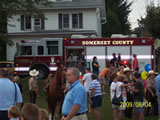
top-left (0, 0), bottom-right (51, 60)
top-left (102, 0), bottom-right (133, 37)
top-left (139, 1), bottom-right (160, 39)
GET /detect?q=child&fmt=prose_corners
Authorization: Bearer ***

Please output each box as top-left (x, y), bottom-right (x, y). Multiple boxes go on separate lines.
top-left (39, 108), bottom-right (49, 120)
top-left (8, 106), bottom-right (20, 120)
top-left (21, 103), bottom-right (39, 120)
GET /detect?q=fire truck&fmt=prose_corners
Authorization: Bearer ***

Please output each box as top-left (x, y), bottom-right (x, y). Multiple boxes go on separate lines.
top-left (14, 37), bottom-right (154, 78)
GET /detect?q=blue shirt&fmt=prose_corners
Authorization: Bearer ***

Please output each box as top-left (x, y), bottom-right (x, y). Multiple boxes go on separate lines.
top-left (0, 78), bottom-right (23, 110)
top-left (155, 74), bottom-right (160, 92)
top-left (62, 80), bottom-right (87, 115)
top-left (89, 79), bottom-right (102, 97)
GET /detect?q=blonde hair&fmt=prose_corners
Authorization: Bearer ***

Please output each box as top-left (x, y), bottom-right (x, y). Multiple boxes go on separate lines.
top-left (39, 108), bottom-right (49, 120)
top-left (8, 106), bottom-right (20, 118)
top-left (117, 74), bottom-right (126, 82)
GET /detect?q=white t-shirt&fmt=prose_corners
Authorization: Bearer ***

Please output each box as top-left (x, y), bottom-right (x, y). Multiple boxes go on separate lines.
top-left (83, 73), bottom-right (92, 92)
top-left (110, 81), bottom-right (123, 101)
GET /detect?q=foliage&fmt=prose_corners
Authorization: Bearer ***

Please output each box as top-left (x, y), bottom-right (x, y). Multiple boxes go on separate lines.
top-left (102, 0), bottom-right (133, 37)
top-left (0, 0), bottom-right (51, 60)
top-left (139, 1), bottom-right (160, 39)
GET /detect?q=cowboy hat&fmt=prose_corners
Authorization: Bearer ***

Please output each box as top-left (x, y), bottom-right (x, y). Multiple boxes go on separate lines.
top-left (148, 70), bottom-right (156, 75)
top-left (29, 69), bottom-right (39, 76)
top-left (124, 67), bottom-right (132, 73)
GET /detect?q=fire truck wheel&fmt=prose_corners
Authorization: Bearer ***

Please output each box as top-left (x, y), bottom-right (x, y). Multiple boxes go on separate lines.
top-left (32, 66), bottom-right (49, 79)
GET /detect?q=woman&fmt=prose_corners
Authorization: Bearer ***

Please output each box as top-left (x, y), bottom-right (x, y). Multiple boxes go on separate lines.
top-left (110, 74), bottom-right (130, 120)
top-left (92, 56), bottom-right (100, 75)
top-left (89, 74), bottom-right (102, 120)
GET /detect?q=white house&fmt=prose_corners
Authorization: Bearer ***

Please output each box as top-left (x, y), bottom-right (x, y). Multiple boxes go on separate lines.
top-left (7, 0), bottom-right (106, 61)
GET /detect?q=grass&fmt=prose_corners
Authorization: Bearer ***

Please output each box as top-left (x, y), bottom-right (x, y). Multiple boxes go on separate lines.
top-left (20, 77), bottom-right (158, 120)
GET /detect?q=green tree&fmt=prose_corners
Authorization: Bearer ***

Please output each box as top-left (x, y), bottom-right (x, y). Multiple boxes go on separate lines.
top-left (0, 0), bottom-right (51, 60)
top-left (140, 1), bottom-right (160, 39)
top-left (102, 0), bottom-right (133, 37)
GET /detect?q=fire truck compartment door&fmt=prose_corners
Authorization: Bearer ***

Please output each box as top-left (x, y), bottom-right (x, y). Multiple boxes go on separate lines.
top-left (86, 47), bottom-right (105, 72)
top-left (107, 46), bottom-right (130, 60)
top-left (132, 46), bottom-right (152, 72)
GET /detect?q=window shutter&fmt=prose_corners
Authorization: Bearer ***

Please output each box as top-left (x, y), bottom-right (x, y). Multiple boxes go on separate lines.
top-left (21, 15), bottom-right (24, 30)
top-left (41, 19), bottom-right (45, 30)
top-left (79, 13), bottom-right (83, 29)
top-left (59, 13), bottom-right (62, 29)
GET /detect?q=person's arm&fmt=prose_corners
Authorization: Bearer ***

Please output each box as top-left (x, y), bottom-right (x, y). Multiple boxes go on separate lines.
top-left (90, 88), bottom-right (95, 97)
top-left (93, 63), bottom-right (100, 68)
top-left (147, 87), bottom-right (154, 97)
top-left (120, 83), bottom-right (130, 88)
top-left (63, 104), bottom-right (81, 120)
top-left (16, 103), bottom-right (22, 108)
top-left (129, 86), bottom-right (139, 93)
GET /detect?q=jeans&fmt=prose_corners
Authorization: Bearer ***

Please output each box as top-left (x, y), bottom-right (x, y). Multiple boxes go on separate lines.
top-left (29, 90), bottom-right (36, 104)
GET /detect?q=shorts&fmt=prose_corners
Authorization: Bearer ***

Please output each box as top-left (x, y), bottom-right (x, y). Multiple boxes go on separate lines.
top-left (99, 76), bottom-right (105, 85)
top-left (91, 95), bottom-right (102, 108)
top-left (112, 104), bottom-right (125, 110)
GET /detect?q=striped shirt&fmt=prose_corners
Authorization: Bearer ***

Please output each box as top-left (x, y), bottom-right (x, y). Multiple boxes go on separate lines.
top-left (89, 79), bottom-right (102, 97)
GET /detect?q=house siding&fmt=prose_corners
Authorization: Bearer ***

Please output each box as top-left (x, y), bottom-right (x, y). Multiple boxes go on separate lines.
top-left (7, 8), bottom-right (102, 61)
top-left (8, 9), bottom-right (97, 33)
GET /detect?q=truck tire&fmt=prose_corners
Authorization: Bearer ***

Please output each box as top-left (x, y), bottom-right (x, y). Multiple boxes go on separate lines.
top-left (32, 66), bottom-right (49, 79)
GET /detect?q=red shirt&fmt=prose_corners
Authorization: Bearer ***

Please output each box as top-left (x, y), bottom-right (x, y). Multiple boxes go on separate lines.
top-left (133, 57), bottom-right (139, 71)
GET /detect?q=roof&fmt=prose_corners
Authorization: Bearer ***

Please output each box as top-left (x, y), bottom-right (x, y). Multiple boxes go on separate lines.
top-left (38, 0), bottom-right (106, 21)
top-left (38, 0), bottom-right (105, 9)
top-left (8, 30), bottom-right (97, 36)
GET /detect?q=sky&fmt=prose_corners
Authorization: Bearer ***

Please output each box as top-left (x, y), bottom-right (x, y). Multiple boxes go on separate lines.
top-left (129, 0), bottom-right (159, 29)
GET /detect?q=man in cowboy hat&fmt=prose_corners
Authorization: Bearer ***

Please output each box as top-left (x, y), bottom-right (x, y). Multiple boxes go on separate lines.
top-left (29, 69), bottom-right (39, 104)
top-left (123, 67), bottom-right (134, 118)
top-left (155, 72), bottom-right (160, 120)
top-left (146, 70), bottom-right (158, 116)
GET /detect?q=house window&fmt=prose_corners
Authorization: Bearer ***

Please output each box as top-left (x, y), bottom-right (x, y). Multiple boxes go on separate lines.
top-left (63, 14), bottom-right (69, 28)
top-left (59, 14), bottom-right (69, 29)
top-left (34, 18), bottom-right (41, 30)
top-left (21, 15), bottom-right (31, 30)
top-left (21, 15), bottom-right (45, 30)
top-left (47, 41), bottom-right (59, 55)
top-left (25, 16), bottom-right (31, 29)
top-left (72, 13), bottom-right (83, 29)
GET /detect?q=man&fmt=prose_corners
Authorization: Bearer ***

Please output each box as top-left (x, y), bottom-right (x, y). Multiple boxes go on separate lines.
top-left (155, 73), bottom-right (160, 120)
top-left (62, 67), bottom-right (87, 120)
top-left (129, 72), bottom-right (144, 120)
top-left (83, 68), bottom-right (92, 112)
top-left (29, 69), bottom-right (39, 104)
top-left (66, 53), bottom-right (76, 67)
top-left (133, 54), bottom-right (139, 72)
top-left (99, 64), bottom-right (110, 94)
top-left (0, 68), bottom-right (22, 120)
top-left (146, 70), bottom-right (158, 116)
top-left (79, 51), bottom-right (86, 75)
top-left (110, 53), bottom-right (117, 66)
top-left (123, 67), bottom-right (134, 118)
top-left (83, 68), bottom-right (92, 93)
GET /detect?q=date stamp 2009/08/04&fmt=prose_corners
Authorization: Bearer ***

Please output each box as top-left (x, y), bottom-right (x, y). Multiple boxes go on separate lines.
top-left (120, 102), bottom-right (151, 108)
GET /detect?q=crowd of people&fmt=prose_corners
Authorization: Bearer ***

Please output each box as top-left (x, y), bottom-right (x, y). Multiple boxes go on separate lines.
top-left (1, 52), bottom-right (160, 120)
top-left (0, 68), bottom-right (49, 120)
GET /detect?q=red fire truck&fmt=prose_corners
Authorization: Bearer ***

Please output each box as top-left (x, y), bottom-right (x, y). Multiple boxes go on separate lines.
top-left (14, 37), bottom-right (154, 78)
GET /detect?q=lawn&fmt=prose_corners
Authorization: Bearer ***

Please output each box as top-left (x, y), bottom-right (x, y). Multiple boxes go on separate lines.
top-left (20, 77), bottom-right (157, 120)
